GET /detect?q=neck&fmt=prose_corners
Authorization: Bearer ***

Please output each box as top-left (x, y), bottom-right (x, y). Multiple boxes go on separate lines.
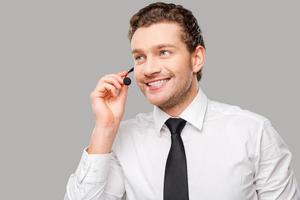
top-left (162, 79), bottom-right (199, 117)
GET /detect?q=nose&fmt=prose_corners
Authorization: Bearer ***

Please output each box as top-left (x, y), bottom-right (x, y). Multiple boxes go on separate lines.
top-left (143, 56), bottom-right (161, 77)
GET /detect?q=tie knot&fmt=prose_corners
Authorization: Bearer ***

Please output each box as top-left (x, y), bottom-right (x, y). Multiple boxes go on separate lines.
top-left (165, 118), bottom-right (187, 135)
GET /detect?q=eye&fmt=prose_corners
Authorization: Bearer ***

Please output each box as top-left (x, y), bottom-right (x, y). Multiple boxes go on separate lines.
top-left (160, 50), bottom-right (171, 57)
top-left (134, 55), bottom-right (145, 64)
top-left (134, 55), bottom-right (145, 63)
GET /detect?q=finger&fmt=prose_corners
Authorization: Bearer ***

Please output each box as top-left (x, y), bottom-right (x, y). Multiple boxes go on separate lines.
top-left (106, 74), bottom-right (124, 86)
top-left (96, 75), bottom-right (121, 89)
top-left (118, 70), bottom-right (129, 77)
top-left (119, 84), bottom-right (129, 97)
top-left (102, 76), bottom-right (122, 89)
top-left (99, 82), bottom-right (119, 97)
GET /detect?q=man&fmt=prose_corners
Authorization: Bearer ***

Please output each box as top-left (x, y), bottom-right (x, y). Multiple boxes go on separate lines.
top-left (64, 2), bottom-right (300, 200)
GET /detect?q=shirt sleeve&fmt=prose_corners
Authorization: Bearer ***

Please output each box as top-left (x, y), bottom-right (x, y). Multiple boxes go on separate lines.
top-left (64, 147), bottom-right (125, 200)
top-left (254, 120), bottom-right (300, 200)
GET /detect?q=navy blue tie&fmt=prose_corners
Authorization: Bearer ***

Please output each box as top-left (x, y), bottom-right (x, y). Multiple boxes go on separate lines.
top-left (164, 118), bottom-right (189, 200)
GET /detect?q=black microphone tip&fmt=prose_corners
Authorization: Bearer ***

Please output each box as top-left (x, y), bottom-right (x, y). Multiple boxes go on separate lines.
top-left (123, 77), bottom-right (131, 86)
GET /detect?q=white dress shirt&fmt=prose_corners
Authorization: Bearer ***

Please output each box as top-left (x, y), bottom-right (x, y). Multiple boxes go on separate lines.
top-left (64, 87), bottom-right (300, 200)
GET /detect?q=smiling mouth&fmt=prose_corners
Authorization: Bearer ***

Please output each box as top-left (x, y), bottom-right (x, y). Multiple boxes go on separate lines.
top-left (145, 78), bottom-right (171, 90)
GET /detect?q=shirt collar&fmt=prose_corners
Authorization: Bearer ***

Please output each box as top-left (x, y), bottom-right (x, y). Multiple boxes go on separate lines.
top-left (153, 86), bottom-right (208, 136)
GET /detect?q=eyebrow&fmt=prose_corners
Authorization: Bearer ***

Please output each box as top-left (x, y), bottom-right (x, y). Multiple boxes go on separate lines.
top-left (131, 44), bottom-right (177, 54)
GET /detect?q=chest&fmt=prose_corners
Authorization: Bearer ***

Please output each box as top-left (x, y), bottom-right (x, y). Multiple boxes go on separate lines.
top-left (117, 128), bottom-right (258, 200)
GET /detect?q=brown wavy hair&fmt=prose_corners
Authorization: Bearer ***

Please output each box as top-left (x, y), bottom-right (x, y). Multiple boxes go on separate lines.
top-left (128, 2), bottom-right (206, 81)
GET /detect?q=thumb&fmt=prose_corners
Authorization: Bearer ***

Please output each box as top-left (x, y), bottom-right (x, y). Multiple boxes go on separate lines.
top-left (119, 84), bottom-right (129, 98)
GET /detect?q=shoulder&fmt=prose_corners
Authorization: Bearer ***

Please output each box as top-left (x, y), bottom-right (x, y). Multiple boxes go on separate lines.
top-left (120, 111), bottom-right (154, 130)
top-left (206, 100), bottom-right (279, 157)
top-left (206, 99), bottom-right (272, 137)
top-left (207, 99), bottom-right (269, 125)
top-left (112, 111), bottom-right (153, 151)
top-left (115, 111), bottom-right (153, 139)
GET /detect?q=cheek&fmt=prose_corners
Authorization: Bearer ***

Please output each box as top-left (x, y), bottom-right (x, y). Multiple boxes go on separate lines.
top-left (170, 63), bottom-right (193, 78)
top-left (169, 54), bottom-right (192, 72)
top-left (133, 68), bottom-right (142, 80)
top-left (133, 69), bottom-right (145, 87)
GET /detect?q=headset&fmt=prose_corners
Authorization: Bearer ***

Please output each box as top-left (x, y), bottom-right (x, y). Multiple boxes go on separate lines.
top-left (123, 67), bottom-right (134, 86)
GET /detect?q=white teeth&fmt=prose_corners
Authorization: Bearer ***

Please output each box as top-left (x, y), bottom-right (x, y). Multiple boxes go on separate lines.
top-left (147, 79), bottom-right (169, 87)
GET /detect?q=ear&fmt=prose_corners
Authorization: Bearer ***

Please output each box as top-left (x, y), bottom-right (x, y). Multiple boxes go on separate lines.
top-left (191, 45), bottom-right (206, 73)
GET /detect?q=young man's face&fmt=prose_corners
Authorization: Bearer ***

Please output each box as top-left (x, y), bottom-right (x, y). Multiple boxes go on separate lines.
top-left (130, 22), bottom-right (203, 110)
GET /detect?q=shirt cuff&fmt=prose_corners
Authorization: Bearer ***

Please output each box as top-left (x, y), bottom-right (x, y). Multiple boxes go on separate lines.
top-left (75, 146), bottom-right (112, 184)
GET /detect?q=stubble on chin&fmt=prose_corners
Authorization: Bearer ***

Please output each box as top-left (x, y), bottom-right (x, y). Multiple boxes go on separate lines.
top-left (158, 79), bottom-right (193, 111)
top-left (140, 76), bottom-right (195, 112)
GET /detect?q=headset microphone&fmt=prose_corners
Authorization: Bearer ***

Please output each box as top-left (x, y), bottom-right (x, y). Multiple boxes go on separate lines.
top-left (123, 67), bottom-right (134, 86)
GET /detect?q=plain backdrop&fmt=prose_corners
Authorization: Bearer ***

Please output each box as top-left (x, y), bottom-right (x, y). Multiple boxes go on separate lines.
top-left (0, 0), bottom-right (299, 199)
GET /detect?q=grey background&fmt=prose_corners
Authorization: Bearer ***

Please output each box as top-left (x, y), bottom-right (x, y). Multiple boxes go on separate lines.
top-left (0, 0), bottom-right (299, 199)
